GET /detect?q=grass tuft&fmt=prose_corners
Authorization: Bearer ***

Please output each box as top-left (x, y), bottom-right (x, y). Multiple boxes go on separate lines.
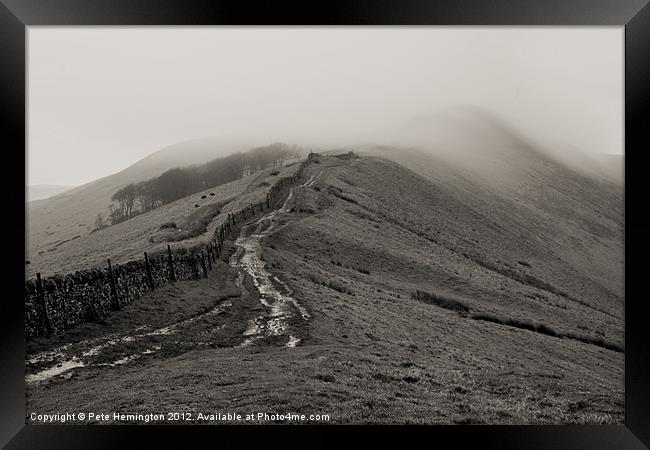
top-left (471, 313), bottom-right (624, 353)
top-left (411, 290), bottom-right (470, 313)
top-left (471, 312), bottom-right (558, 337)
top-left (330, 259), bottom-right (370, 275)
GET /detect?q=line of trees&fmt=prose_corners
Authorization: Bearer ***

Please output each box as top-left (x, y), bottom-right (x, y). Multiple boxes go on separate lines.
top-left (105, 143), bottom-right (301, 226)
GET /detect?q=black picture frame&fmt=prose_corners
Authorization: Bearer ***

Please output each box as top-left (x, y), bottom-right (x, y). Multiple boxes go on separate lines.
top-left (1, 1), bottom-right (648, 448)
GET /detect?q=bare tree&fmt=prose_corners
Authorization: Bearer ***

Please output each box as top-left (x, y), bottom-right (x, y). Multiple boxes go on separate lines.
top-left (110, 143), bottom-right (302, 218)
top-left (112, 184), bottom-right (138, 217)
top-left (108, 203), bottom-right (125, 225)
top-left (94, 213), bottom-right (105, 230)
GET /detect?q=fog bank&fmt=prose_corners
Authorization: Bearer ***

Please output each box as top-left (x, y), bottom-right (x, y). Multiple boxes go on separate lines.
top-left (29, 27), bottom-right (622, 186)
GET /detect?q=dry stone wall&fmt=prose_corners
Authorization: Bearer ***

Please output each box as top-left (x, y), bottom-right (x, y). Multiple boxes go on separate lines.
top-left (24, 154), bottom-right (316, 339)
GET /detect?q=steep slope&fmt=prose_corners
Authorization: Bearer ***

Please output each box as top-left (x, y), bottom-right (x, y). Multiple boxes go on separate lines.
top-left (394, 106), bottom-right (623, 185)
top-left (256, 154), bottom-right (623, 420)
top-left (362, 147), bottom-right (624, 302)
top-left (27, 163), bottom-right (298, 277)
top-left (27, 185), bottom-right (74, 202)
top-left (365, 108), bottom-right (623, 299)
top-left (25, 154), bottom-right (624, 423)
top-left (27, 136), bottom-right (264, 262)
top-left (270, 154), bottom-right (623, 344)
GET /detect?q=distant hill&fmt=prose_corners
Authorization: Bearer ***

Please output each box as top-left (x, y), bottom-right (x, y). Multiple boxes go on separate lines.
top-left (26, 162), bottom-right (299, 277)
top-left (392, 106), bottom-right (623, 185)
top-left (28, 108), bottom-right (623, 290)
top-left (27, 184), bottom-right (74, 202)
top-left (26, 135), bottom-right (269, 260)
top-left (363, 108), bottom-right (623, 297)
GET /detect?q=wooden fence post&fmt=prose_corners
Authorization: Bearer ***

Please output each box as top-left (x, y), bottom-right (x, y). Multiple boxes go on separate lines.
top-left (167, 244), bottom-right (176, 282)
top-left (191, 254), bottom-right (199, 279)
top-left (201, 251), bottom-right (208, 278)
top-left (144, 251), bottom-right (155, 291)
top-left (36, 272), bottom-right (54, 336)
top-left (107, 259), bottom-right (120, 310)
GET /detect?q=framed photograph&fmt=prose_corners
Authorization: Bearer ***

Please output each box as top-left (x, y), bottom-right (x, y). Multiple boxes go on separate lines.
top-left (2, 0), bottom-right (649, 447)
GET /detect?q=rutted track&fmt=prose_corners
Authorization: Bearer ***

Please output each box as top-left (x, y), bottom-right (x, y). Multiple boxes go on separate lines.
top-left (25, 172), bottom-right (319, 384)
top-left (229, 174), bottom-right (318, 347)
top-left (26, 297), bottom-right (236, 384)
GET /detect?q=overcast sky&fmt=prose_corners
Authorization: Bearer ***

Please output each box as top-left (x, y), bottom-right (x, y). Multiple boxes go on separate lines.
top-left (28, 27), bottom-right (622, 186)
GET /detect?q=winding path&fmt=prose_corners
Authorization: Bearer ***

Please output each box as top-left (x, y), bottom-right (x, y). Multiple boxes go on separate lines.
top-left (229, 174), bottom-right (318, 347)
top-left (26, 172), bottom-right (319, 384)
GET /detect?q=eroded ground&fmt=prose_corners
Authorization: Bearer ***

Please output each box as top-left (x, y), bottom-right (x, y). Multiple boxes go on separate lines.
top-left (26, 155), bottom-right (623, 424)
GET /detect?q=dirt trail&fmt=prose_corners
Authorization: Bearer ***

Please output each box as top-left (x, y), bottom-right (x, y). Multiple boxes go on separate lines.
top-left (25, 172), bottom-right (319, 385)
top-left (230, 174), bottom-right (318, 347)
top-left (26, 297), bottom-right (236, 384)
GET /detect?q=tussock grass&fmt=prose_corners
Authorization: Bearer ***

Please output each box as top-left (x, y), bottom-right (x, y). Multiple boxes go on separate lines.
top-left (471, 312), bottom-right (624, 353)
top-left (330, 259), bottom-right (370, 275)
top-left (308, 273), bottom-right (355, 296)
top-left (348, 209), bottom-right (380, 223)
top-left (562, 332), bottom-right (624, 353)
top-left (326, 280), bottom-right (354, 296)
top-left (48, 235), bottom-right (81, 251)
top-left (468, 254), bottom-right (569, 298)
top-left (411, 290), bottom-right (470, 313)
top-left (327, 186), bottom-right (359, 204)
top-left (334, 192), bottom-right (359, 204)
top-left (471, 312), bottom-right (558, 337)
top-left (159, 204), bottom-right (223, 243)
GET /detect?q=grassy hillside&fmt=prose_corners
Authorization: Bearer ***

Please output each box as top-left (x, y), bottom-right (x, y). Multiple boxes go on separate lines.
top-left (27, 163), bottom-right (298, 277)
top-left (26, 136), bottom-right (268, 266)
top-left (26, 153), bottom-right (623, 424)
top-left (27, 185), bottom-right (74, 202)
top-left (267, 155), bottom-right (623, 347)
top-left (362, 145), bottom-right (624, 303)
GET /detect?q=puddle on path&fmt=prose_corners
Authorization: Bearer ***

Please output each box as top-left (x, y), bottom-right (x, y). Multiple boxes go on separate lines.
top-left (230, 175), bottom-right (316, 347)
top-left (26, 300), bottom-right (233, 384)
top-left (27, 173), bottom-right (319, 384)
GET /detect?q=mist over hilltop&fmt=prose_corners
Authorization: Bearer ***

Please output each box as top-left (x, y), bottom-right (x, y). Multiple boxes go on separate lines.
top-left (387, 105), bottom-right (623, 185)
top-left (29, 28), bottom-right (622, 186)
